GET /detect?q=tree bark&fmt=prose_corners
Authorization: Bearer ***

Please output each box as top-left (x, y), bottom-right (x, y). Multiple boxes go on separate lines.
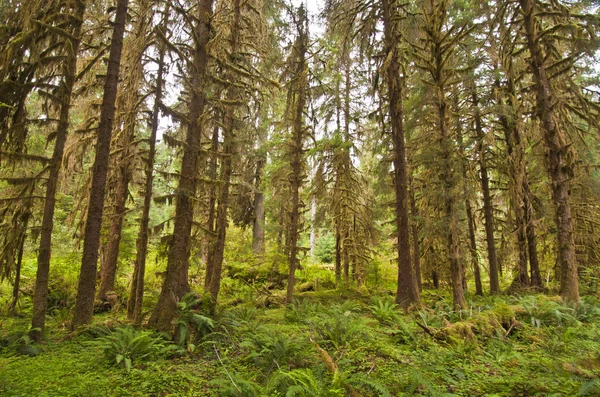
top-left (456, 122), bottom-right (483, 296)
top-left (203, 122), bottom-right (220, 290)
top-left (409, 177), bottom-right (422, 292)
top-left (472, 89), bottom-right (500, 294)
top-left (148, 0), bottom-right (214, 332)
top-left (205, 0), bottom-right (243, 303)
top-left (29, 1), bottom-right (85, 338)
top-left (519, 0), bottom-right (578, 301)
top-left (286, 7), bottom-right (308, 304)
top-left (252, 119), bottom-right (266, 256)
top-left (72, 0), bottom-right (129, 329)
top-left (9, 228), bottom-right (27, 314)
top-left (382, 0), bottom-right (420, 308)
top-left (127, 4), bottom-right (169, 324)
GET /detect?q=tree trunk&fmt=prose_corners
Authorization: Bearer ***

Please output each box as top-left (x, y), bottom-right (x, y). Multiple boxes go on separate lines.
top-left (525, 194), bottom-right (542, 287)
top-left (409, 177), bottom-right (422, 291)
top-left (148, 0), bottom-right (214, 332)
top-left (343, 233), bottom-right (350, 284)
top-left (286, 8), bottom-right (308, 304)
top-left (382, 0), bottom-right (419, 308)
top-left (72, 0), bottom-right (129, 329)
top-left (205, 0), bottom-right (243, 304)
top-left (472, 89), bottom-right (500, 294)
top-left (29, 1), bottom-right (85, 338)
top-left (520, 0), bottom-right (578, 301)
top-left (127, 4), bottom-right (169, 323)
top-left (454, 101), bottom-right (482, 296)
top-left (203, 122), bottom-right (220, 290)
top-left (335, 231), bottom-right (341, 284)
top-left (9, 229), bottom-right (26, 314)
top-left (252, 121), bottom-right (266, 256)
top-left (97, 163), bottom-right (130, 303)
top-left (252, 187), bottom-right (265, 256)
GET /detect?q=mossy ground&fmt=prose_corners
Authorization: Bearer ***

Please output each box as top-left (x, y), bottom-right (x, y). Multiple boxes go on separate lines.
top-left (2, 287), bottom-right (599, 396)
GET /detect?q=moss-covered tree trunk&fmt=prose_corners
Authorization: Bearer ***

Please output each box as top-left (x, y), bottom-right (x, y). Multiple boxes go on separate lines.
top-left (31, 0), bottom-right (85, 340)
top-left (382, 0), bottom-right (420, 308)
top-left (127, 3), bottom-right (169, 324)
top-left (286, 7), bottom-right (308, 304)
top-left (148, 0), bottom-right (214, 332)
top-left (72, 0), bottom-right (129, 329)
top-left (519, 0), bottom-right (578, 301)
top-left (472, 89), bottom-right (500, 294)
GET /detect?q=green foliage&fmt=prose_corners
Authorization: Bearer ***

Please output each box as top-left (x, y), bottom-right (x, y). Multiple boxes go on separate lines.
top-left (286, 298), bottom-right (323, 324)
top-left (578, 379), bottom-right (600, 396)
top-left (240, 326), bottom-right (304, 374)
top-left (311, 303), bottom-right (371, 351)
top-left (270, 368), bottom-right (335, 396)
top-left (314, 231), bottom-right (336, 264)
top-left (518, 295), bottom-right (577, 327)
top-left (0, 329), bottom-right (40, 357)
top-left (369, 296), bottom-right (399, 325)
top-left (175, 293), bottom-right (215, 352)
top-left (209, 371), bottom-right (265, 396)
top-left (85, 327), bottom-right (171, 373)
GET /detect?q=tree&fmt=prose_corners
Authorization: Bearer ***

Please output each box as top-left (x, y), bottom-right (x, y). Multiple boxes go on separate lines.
top-left (127, 1), bottom-right (170, 324)
top-left (31, 0), bottom-right (86, 340)
top-left (517, 0), bottom-right (599, 301)
top-left (97, 0), bottom-right (154, 305)
top-left (382, 0), bottom-right (420, 308)
top-left (72, 0), bottom-right (130, 329)
top-left (149, 0), bottom-right (214, 332)
top-left (284, 5), bottom-right (309, 304)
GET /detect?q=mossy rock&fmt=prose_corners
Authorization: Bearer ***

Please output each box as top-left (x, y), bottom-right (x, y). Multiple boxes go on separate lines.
top-left (471, 311), bottom-right (504, 338)
top-left (492, 302), bottom-right (515, 325)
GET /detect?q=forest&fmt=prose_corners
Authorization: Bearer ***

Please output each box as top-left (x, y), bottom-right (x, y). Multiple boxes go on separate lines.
top-left (1, 0), bottom-right (600, 395)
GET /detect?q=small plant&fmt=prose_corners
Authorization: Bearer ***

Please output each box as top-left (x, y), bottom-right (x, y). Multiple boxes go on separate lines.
top-left (240, 328), bottom-right (303, 374)
top-left (0, 329), bottom-right (40, 357)
top-left (519, 295), bottom-right (577, 327)
top-left (286, 298), bottom-right (323, 323)
top-left (209, 371), bottom-right (265, 397)
top-left (369, 296), bottom-right (399, 325)
top-left (175, 293), bottom-right (215, 352)
top-left (86, 326), bottom-right (170, 372)
top-left (311, 304), bottom-right (371, 351)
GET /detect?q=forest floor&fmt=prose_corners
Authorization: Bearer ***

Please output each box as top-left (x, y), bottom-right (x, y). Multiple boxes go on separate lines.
top-left (1, 285), bottom-right (600, 396)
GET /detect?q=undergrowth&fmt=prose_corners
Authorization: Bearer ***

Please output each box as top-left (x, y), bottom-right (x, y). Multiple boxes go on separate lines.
top-left (1, 289), bottom-right (600, 396)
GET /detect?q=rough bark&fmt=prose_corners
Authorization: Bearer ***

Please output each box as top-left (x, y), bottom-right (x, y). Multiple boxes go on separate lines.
top-left (382, 0), bottom-right (420, 308)
top-left (203, 122), bottom-right (220, 291)
top-left (205, 0), bottom-right (243, 303)
top-left (519, 0), bottom-right (578, 301)
top-left (126, 4), bottom-right (169, 323)
top-left (252, 185), bottom-right (266, 256)
top-left (457, 123), bottom-right (483, 296)
top-left (9, 229), bottom-right (26, 314)
top-left (72, 0), bottom-right (128, 329)
top-left (148, 0), bottom-right (214, 332)
top-left (525, 194), bottom-right (542, 287)
top-left (252, 120), bottom-right (266, 256)
top-left (286, 8), bottom-right (308, 303)
top-left (472, 89), bottom-right (500, 294)
top-left (29, 1), bottom-right (84, 338)
top-left (335, 231), bottom-right (341, 284)
top-left (409, 177), bottom-right (422, 291)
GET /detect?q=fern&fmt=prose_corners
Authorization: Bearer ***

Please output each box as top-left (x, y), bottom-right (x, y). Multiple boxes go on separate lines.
top-left (369, 296), bottom-right (399, 325)
top-left (85, 327), bottom-right (171, 372)
top-left (175, 292), bottom-right (215, 351)
top-left (578, 379), bottom-right (600, 396)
